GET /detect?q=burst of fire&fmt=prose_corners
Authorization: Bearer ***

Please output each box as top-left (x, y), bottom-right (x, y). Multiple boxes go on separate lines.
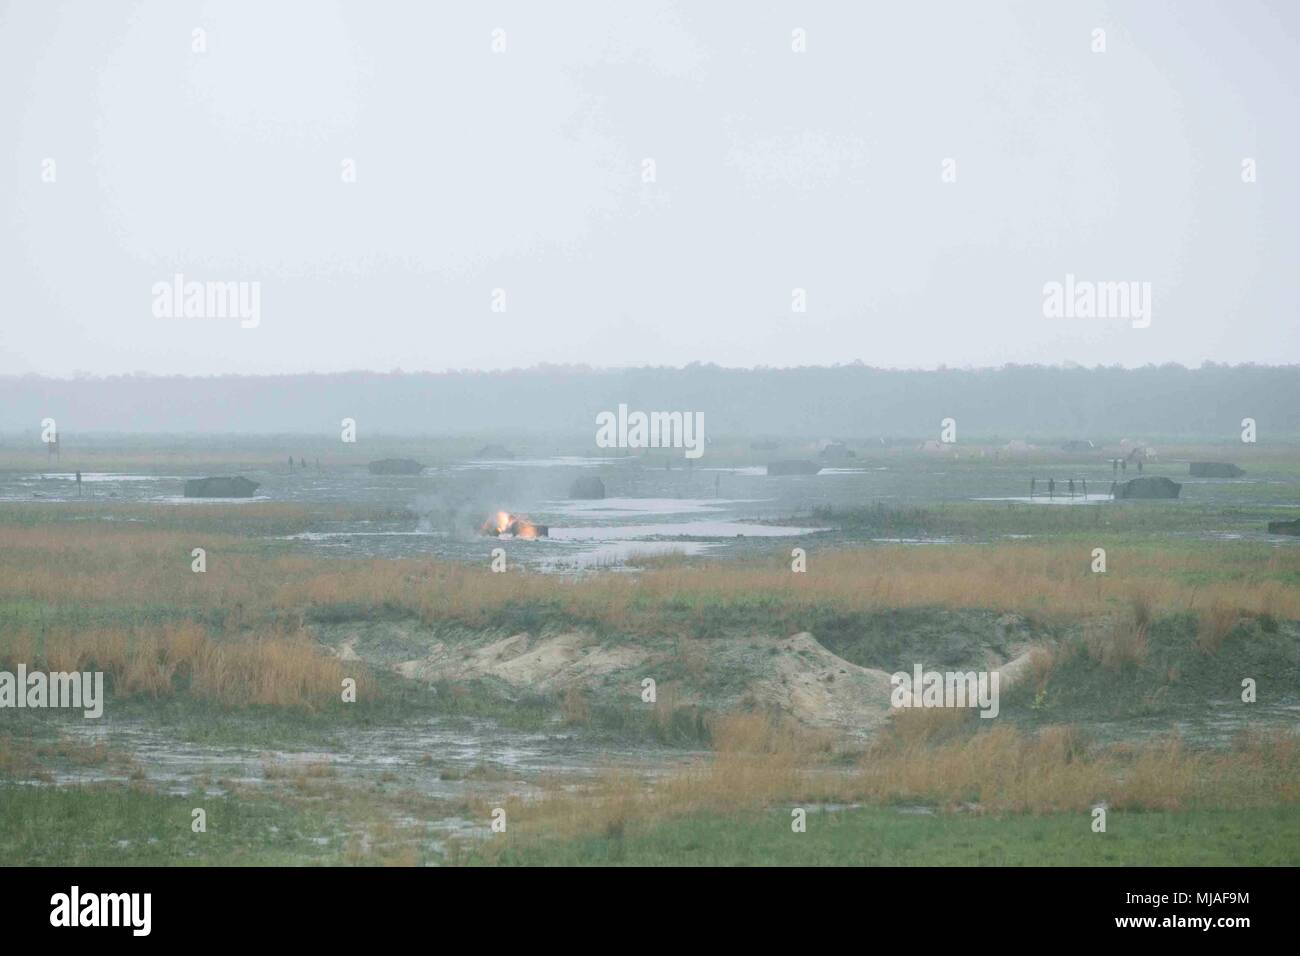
top-left (481, 510), bottom-right (548, 539)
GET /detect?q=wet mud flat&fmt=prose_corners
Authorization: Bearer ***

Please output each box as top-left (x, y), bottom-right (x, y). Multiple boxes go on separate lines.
top-left (66, 714), bottom-right (698, 790)
top-left (8, 709), bottom-right (706, 846)
top-left (5, 451), bottom-right (1298, 568)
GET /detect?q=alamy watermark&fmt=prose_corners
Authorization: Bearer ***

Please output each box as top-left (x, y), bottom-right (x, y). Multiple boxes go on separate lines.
top-left (1043, 273), bottom-right (1151, 328)
top-left (50, 886), bottom-right (150, 936)
top-left (890, 664), bottom-right (999, 718)
top-left (595, 403), bottom-right (704, 459)
top-left (152, 273), bottom-right (260, 328)
top-left (0, 666), bottom-right (104, 718)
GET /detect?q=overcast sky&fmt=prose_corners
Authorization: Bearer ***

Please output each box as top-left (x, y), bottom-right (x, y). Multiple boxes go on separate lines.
top-left (2, 0), bottom-right (1297, 377)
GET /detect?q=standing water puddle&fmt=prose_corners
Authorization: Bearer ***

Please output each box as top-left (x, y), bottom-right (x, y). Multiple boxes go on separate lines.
top-left (52, 716), bottom-right (705, 803)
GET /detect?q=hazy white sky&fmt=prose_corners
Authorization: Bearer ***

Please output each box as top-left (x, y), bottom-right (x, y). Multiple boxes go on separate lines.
top-left (2, 0), bottom-right (1297, 376)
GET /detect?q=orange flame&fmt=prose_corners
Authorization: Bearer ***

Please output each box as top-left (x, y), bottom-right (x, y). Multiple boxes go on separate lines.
top-left (481, 510), bottom-right (547, 538)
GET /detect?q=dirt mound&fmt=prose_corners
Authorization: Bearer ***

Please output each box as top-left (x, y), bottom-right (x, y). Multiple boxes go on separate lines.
top-left (746, 632), bottom-right (894, 736)
top-left (317, 618), bottom-right (1041, 740)
top-left (394, 631), bottom-right (650, 692)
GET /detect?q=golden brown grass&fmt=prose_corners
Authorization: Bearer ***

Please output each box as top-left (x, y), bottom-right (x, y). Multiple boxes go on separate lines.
top-left (886, 705), bottom-right (976, 746)
top-left (1196, 600), bottom-right (1242, 654)
top-left (4, 522), bottom-right (1297, 632)
top-left (1025, 644), bottom-right (1064, 695)
top-left (478, 714), bottom-right (1300, 851)
top-left (1084, 611), bottom-right (1149, 670)
top-left (0, 622), bottom-right (373, 711)
top-left (849, 723), bottom-right (1298, 814)
top-left (341, 823), bottom-right (424, 867)
top-left (559, 685), bottom-right (591, 726)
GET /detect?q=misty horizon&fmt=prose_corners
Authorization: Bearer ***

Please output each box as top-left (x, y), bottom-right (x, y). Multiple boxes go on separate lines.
top-left (4, 362), bottom-right (1296, 438)
top-left (5, 357), bottom-right (1300, 382)
top-left (4, 1), bottom-right (1298, 377)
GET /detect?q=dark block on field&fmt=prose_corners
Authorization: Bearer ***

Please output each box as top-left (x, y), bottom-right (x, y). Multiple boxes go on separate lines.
top-left (1267, 519), bottom-right (1300, 535)
top-left (1189, 462), bottom-right (1245, 478)
top-left (1112, 476), bottom-right (1181, 499)
top-left (569, 476), bottom-right (606, 499)
top-left (819, 442), bottom-right (857, 462)
top-left (767, 460), bottom-right (822, 476)
top-left (184, 476), bottom-right (260, 498)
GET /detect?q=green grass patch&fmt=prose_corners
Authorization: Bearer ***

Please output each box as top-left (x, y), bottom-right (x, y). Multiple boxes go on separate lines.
top-left (810, 500), bottom-right (1298, 541)
top-left (472, 805), bottom-right (1300, 866)
top-left (0, 784), bottom-right (346, 866)
top-left (1000, 615), bottom-right (1300, 730)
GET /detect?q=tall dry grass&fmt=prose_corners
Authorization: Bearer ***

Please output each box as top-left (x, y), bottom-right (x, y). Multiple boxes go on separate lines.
top-left (1084, 603), bottom-right (1150, 669)
top-left (0, 622), bottom-right (371, 711)
top-left (1196, 600), bottom-right (1242, 654)
top-left (851, 722), bottom-right (1299, 813)
top-left (483, 714), bottom-right (1300, 847)
top-left (4, 523), bottom-right (1298, 632)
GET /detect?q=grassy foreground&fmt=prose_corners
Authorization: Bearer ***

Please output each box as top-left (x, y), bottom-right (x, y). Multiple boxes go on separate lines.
top-left (0, 785), bottom-right (347, 866)
top-left (470, 805), bottom-right (1300, 866)
top-left (4, 783), bottom-right (1295, 867)
top-left (2, 490), bottom-right (1298, 867)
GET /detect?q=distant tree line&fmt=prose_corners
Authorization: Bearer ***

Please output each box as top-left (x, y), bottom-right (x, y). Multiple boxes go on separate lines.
top-left (1, 363), bottom-right (1296, 440)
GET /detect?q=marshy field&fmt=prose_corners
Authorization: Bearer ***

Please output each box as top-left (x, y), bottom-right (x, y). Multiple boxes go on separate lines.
top-left (2, 436), bottom-right (1298, 866)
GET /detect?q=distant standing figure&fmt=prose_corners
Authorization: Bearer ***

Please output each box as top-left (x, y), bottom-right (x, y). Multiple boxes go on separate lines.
top-left (1137, 459), bottom-right (1143, 473)
top-left (1121, 459), bottom-right (1127, 473)
top-left (300, 457), bottom-right (307, 470)
top-left (1047, 478), bottom-right (1055, 499)
top-left (75, 470), bottom-right (82, 497)
top-left (1112, 459), bottom-right (1118, 475)
top-left (1067, 478), bottom-right (1075, 497)
top-left (1031, 478), bottom-right (1037, 497)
